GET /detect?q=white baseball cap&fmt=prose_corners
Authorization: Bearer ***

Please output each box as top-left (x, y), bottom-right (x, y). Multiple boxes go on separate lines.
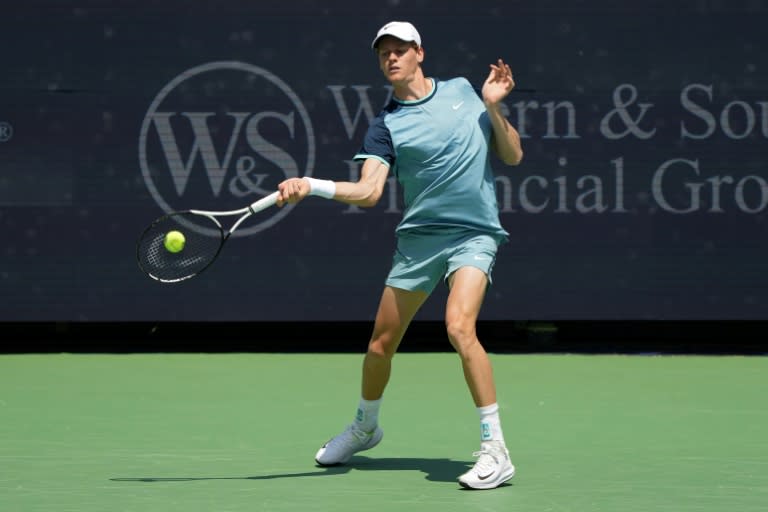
top-left (371, 21), bottom-right (422, 49)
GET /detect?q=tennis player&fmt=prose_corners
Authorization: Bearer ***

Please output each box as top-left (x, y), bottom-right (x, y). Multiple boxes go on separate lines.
top-left (276, 21), bottom-right (523, 490)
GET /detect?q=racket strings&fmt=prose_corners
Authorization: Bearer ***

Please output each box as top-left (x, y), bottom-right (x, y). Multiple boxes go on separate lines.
top-left (137, 212), bottom-right (225, 282)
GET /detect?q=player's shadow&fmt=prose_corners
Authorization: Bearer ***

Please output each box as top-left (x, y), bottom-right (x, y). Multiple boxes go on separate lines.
top-left (110, 456), bottom-right (473, 484)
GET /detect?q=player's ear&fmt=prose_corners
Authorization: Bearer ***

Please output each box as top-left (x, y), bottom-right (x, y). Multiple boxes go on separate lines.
top-left (415, 44), bottom-right (425, 63)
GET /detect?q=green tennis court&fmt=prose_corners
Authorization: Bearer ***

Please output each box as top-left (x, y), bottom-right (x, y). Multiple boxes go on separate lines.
top-left (2, 353), bottom-right (766, 511)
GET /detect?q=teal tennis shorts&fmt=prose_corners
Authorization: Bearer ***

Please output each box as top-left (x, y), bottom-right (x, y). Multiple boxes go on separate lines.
top-left (385, 231), bottom-right (501, 294)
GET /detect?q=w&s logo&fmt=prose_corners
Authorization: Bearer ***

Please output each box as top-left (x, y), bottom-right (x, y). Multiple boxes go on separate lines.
top-left (138, 61), bottom-right (315, 236)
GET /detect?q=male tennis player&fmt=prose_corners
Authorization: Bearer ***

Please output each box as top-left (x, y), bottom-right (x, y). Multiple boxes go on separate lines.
top-left (276, 21), bottom-right (523, 490)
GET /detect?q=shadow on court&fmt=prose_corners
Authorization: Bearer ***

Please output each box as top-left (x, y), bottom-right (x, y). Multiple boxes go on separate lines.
top-left (110, 456), bottom-right (473, 484)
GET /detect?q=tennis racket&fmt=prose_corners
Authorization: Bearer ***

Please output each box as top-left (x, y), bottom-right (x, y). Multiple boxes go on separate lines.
top-left (136, 191), bottom-right (279, 283)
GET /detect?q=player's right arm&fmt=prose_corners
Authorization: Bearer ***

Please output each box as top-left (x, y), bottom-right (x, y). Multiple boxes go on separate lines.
top-left (276, 158), bottom-right (390, 208)
top-left (333, 158), bottom-right (390, 207)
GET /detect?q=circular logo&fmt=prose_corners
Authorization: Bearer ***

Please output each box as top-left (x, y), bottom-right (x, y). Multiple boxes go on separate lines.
top-left (138, 61), bottom-right (315, 236)
top-left (0, 121), bottom-right (13, 142)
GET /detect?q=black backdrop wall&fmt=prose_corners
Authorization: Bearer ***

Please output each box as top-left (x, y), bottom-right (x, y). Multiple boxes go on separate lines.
top-left (2, 1), bottom-right (767, 352)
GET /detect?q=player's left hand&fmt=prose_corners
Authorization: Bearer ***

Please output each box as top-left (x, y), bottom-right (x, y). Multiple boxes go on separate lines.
top-left (482, 59), bottom-right (515, 106)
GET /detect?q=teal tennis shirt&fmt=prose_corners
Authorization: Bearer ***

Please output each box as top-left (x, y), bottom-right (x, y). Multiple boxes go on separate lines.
top-left (354, 77), bottom-right (509, 242)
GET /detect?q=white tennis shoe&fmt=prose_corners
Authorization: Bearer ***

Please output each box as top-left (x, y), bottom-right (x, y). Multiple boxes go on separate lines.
top-left (315, 424), bottom-right (384, 465)
top-left (457, 441), bottom-right (515, 490)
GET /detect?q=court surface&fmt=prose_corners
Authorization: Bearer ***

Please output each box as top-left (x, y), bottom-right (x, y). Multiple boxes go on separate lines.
top-left (1, 353), bottom-right (766, 512)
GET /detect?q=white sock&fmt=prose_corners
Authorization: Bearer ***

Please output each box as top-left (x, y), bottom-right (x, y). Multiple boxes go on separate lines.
top-left (477, 403), bottom-right (505, 443)
top-left (354, 397), bottom-right (382, 433)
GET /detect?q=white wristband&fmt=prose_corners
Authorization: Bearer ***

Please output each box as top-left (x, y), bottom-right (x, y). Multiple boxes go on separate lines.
top-left (303, 177), bottom-right (336, 199)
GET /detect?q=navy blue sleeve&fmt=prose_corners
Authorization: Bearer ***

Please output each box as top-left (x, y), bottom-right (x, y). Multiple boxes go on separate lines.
top-left (353, 113), bottom-right (395, 167)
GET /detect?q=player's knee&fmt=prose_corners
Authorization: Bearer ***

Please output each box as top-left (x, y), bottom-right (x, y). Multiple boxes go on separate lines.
top-left (445, 317), bottom-right (476, 352)
top-left (367, 334), bottom-right (398, 360)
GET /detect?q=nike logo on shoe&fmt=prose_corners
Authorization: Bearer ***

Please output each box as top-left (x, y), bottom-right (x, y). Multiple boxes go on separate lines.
top-left (477, 470), bottom-right (496, 480)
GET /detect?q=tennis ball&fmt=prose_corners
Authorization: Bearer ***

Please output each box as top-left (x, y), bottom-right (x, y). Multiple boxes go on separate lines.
top-left (163, 230), bottom-right (186, 253)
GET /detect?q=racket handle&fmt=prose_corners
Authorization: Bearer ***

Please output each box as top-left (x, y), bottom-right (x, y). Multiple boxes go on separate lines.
top-left (247, 191), bottom-right (279, 214)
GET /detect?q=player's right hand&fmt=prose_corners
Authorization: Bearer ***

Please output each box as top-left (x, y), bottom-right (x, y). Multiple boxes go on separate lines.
top-left (277, 178), bottom-right (310, 207)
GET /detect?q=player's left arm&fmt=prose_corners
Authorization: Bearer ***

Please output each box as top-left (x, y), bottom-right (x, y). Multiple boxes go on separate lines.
top-left (482, 58), bottom-right (523, 166)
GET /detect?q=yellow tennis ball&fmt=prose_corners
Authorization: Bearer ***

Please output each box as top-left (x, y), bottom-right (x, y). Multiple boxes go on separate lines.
top-left (163, 230), bottom-right (186, 253)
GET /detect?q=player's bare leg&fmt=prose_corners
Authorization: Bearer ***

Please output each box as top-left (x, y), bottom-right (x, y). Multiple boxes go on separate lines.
top-left (447, 266), bottom-right (515, 489)
top-left (363, 286), bottom-right (428, 400)
top-left (315, 286), bottom-right (427, 466)
top-left (445, 266), bottom-right (496, 406)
